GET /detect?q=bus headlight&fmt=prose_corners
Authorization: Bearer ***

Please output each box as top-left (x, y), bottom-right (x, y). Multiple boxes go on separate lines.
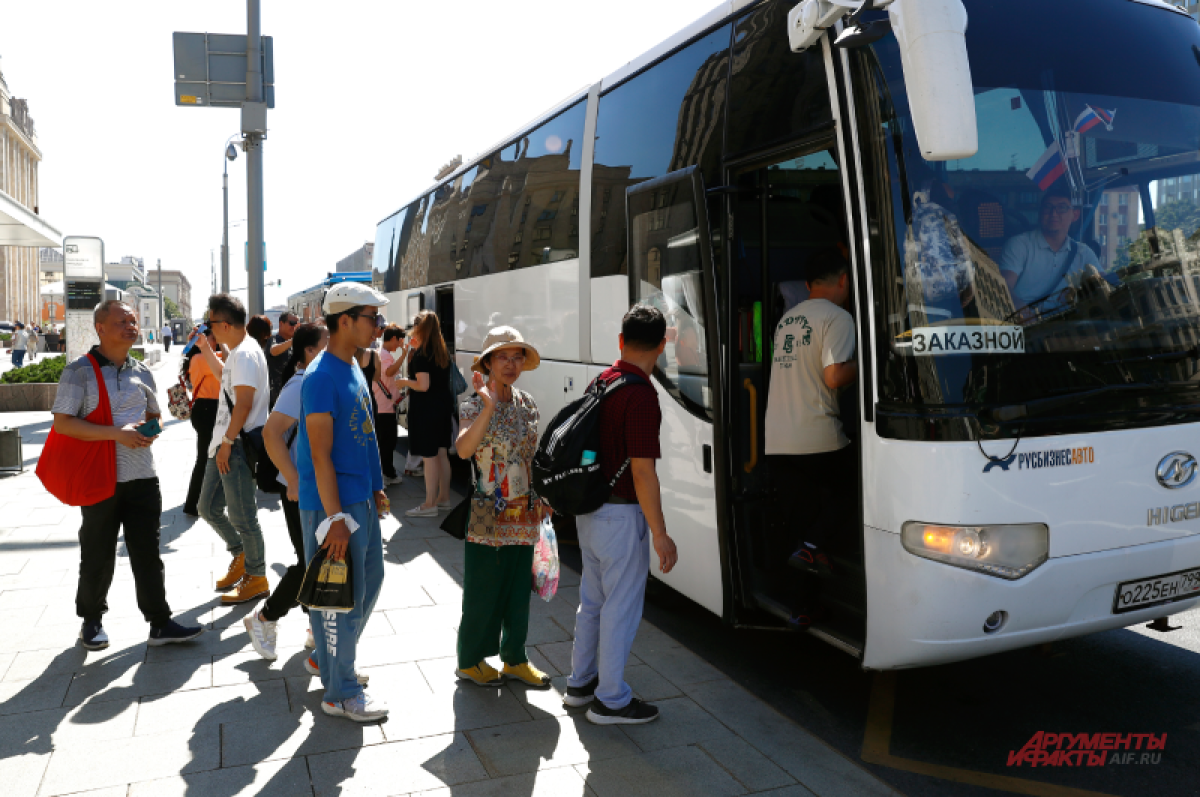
top-left (901, 522), bottom-right (1049, 580)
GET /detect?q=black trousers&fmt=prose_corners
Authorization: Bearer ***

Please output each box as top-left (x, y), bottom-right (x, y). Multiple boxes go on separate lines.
top-left (261, 495), bottom-right (308, 622)
top-left (185, 399), bottom-right (218, 513)
top-left (376, 411), bottom-right (399, 478)
top-left (163, 337), bottom-right (172, 352)
top-left (77, 478), bottom-right (171, 627)
top-left (766, 447), bottom-right (855, 608)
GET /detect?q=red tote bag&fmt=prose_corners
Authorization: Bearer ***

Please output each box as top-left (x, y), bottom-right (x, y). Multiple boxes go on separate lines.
top-left (36, 354), bottom-right (117, 507)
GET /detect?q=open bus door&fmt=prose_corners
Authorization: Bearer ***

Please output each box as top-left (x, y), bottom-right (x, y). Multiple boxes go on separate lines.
top-left (724, 140), bottom-right (867, 655)
top-left (625, 166), bottom-right (728, 617)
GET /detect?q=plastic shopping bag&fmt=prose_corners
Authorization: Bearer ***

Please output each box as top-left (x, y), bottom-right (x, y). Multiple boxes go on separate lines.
top-left (531, 517), bottom-right (559, 602)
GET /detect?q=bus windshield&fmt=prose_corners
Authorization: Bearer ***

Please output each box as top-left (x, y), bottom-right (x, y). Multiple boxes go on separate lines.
top-left (867, 0), bottom-right (1200, 437)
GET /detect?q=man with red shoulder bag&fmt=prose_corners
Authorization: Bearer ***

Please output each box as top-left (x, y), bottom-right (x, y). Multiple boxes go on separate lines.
top-left (49, 300), bottom-right (203, 651)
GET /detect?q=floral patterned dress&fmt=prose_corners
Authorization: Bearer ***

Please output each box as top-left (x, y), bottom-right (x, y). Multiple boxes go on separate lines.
top-left (459, 387), bottom-right (542, 546)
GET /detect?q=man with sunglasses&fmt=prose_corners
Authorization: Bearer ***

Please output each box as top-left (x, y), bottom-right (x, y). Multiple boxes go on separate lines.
top-left (294, 282), bottom-right (390, 722)
top-left (196, 294), bottom-right (272, 604)
top-left (267, 312), bottom-right (299, 406)
top-left (1000, 186), bottom-right (1100, 312)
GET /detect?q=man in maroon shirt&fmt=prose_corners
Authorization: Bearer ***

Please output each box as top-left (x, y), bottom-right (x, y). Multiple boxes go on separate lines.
top-left (564, 305), bottom-right (679, 726)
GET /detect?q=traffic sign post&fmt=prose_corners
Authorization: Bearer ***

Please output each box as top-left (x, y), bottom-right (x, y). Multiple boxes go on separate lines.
top-left (172, 0), bottom-right (272, 314)
top-left (172, 33), bottom-right (275, 108)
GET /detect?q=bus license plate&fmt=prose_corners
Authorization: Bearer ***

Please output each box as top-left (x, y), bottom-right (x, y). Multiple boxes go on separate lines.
top-left (1112, 568), bottom-right (1200, 614)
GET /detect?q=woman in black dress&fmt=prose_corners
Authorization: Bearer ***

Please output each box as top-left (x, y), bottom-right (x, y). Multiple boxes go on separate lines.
top-left (395, 309), bottom-right (452, 517)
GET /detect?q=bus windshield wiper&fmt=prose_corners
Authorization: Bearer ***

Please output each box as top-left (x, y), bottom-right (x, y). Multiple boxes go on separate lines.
top-left (986, 381), bottom-right (1199, 422)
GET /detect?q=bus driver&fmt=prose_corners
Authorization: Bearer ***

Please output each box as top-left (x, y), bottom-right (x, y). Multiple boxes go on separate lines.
top-left (764, 250), bottom-right (857, 630)
top-left (999, 187), bottom-right (1100, 312)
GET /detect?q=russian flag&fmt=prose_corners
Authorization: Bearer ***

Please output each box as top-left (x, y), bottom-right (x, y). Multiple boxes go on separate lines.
top-left (1026, 141), bottom-right (1067, 190)
top-left (1074, 105), bottom-right (1116, 134)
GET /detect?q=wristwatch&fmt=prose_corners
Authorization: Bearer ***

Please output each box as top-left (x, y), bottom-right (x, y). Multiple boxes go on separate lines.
top-left (222, 435), bottom-right (236, 446)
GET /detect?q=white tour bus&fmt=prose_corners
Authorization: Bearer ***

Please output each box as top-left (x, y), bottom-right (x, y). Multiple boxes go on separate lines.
top-left (373, 0), bottom-right (1200, 669)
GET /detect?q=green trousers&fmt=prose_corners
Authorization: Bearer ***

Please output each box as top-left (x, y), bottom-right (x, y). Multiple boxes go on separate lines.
top-left (457, 541), bottom-right (535, 669)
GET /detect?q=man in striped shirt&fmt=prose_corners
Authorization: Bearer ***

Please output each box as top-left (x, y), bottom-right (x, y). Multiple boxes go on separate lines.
top-left (51, 300), bottom-right (203, 651)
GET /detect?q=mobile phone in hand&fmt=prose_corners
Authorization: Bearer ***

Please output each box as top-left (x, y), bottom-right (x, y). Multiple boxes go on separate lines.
top-left (136, 418), bottom-right (162, 437)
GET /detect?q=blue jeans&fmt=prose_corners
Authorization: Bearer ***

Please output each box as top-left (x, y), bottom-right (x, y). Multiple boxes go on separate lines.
top-left (198, 439), bottom-right (266, 577)
top-left (569, 502), bottom-right (651, 710)
top-left (302, 498), bottom-right (384, 702)
top-left (11, 350), bottom-right (25, 368)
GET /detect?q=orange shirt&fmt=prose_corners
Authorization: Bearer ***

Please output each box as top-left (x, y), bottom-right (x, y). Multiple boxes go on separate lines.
top-left (189, 354), bottom-right (220, 400)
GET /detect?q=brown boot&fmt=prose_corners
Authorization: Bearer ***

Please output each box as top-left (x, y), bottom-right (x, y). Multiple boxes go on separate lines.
top-left (215, 553), bottom-right (246, 592)
top-left (221, 575), bottom-right (270, 604)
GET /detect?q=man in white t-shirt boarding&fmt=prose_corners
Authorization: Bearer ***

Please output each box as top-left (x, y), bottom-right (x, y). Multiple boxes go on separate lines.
top-left (196, 294), bottom-right (272, 604)
top-left (763, 250), bottom-right (858, 630)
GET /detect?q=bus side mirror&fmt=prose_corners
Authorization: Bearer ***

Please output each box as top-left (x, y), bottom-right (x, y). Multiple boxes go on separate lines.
top-left (888, 0), bottom-right (978, 161)
top-left (787, 0), bottom-right (978, 162)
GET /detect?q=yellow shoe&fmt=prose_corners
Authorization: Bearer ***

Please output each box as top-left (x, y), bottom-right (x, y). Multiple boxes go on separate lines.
top-left (455, 662), bottom-right (503, 686)
top-left (221, 575), bottom-right (269, 604)
top-left (215, 553), bottom-right (245, 592)
top-left (503, 662), bottom-right (552, 689)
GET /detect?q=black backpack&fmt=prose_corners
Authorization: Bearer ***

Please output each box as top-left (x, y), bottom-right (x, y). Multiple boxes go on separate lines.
top-left (532, 373), bottom-right (646, 516)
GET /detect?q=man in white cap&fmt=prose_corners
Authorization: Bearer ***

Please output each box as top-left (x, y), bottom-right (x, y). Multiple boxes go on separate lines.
top-left (293, 282), bottom-right (390, 722)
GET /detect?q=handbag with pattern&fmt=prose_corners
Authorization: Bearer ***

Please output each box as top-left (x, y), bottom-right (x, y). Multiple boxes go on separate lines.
top-left (166, 377), bottom-right (192, 421)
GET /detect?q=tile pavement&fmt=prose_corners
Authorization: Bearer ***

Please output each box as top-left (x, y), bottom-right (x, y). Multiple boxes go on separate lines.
top-left (0, 361), bottom-right (900, 796)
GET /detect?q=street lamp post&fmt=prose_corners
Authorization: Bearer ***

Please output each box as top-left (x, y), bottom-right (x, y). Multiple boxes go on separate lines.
top-left (222, 134), bottom-right (240, 294)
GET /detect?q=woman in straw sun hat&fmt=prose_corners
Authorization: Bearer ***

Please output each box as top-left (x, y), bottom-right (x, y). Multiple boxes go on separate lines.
top-left (452, 326), bottom-right (552, 688)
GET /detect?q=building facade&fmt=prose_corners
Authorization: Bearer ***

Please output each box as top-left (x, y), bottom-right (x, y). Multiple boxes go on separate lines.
top-left (1093, 188), bottom-right (1142, 271)
top-left (105, 256), bottom-right (146, 291)
top-left (287, 283), bottom-right (324, 323)
top-left (124, 283), bottom-right (160, 340)
top-left (1158, 175), bottom-right (1200, 208)
top-left (39, 246), bottom-right (62, 287)
top-left (1, 61), bottom-right (43, 324)
top-left (154, 269), bottom-right (192, 321)
top-left (336, 243), bottom-right (375, 275)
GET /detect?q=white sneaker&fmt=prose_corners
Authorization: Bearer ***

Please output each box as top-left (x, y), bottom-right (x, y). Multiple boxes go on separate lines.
top-left (322, 692), bottom-right (388, 722)
top-left (437, 500), bottom-right (453, 511)
top-left (385, 475), bottom-right (404, 486)
top-left (405, 505), bottom-right (439, 518)
top-left (305, 627), bottom-right (315, 649)
top-left (243, 612), bottom-right (278, 661)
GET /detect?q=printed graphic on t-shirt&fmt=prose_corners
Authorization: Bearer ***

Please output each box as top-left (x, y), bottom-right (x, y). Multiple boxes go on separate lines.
top-left (349, 387), bottom-right (375, 444)
top-left (773, 314), bottom-right (813, 371)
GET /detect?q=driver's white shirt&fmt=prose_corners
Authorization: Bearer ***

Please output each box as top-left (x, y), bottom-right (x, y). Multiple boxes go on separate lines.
top-left (1000, 231), bottom-right (1099, 309)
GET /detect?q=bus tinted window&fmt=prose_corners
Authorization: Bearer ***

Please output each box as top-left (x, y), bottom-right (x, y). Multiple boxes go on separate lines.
top-left (373, 205), bottom-right (409, 293)
top-left (392, 101), bottom-right (588, 289)
top-left (726, 0), bottom-right (832, 157)
top-left (397, 193), bottom-right (435, 290)
top-left (591, 25), bottom-right (731, 278)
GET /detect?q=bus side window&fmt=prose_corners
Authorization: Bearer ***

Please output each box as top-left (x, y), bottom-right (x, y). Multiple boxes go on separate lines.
top-left (627, 168), bottom-right (716, 421)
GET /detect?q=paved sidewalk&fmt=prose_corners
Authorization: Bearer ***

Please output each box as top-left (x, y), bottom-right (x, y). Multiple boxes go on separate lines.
top-left (0, 360), bottom-right (900, 797)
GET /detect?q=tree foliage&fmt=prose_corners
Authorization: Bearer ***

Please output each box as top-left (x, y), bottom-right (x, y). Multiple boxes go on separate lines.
top-left (163, 295), bottom-right (182, 321)
top-left (1154, 200), bottom-right (1200, 242)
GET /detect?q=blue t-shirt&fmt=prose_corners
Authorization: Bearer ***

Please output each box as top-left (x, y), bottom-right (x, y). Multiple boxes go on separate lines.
top-left (296, 351), bottom-right (383, 511)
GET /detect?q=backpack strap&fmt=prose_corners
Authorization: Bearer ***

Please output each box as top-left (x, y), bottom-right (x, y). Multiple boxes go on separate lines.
top-left (589, 371), bottom-right (647, 397)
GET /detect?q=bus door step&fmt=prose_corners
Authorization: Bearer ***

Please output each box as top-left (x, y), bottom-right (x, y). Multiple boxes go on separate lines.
top-left (752, 592), bottom-right (864, 659)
